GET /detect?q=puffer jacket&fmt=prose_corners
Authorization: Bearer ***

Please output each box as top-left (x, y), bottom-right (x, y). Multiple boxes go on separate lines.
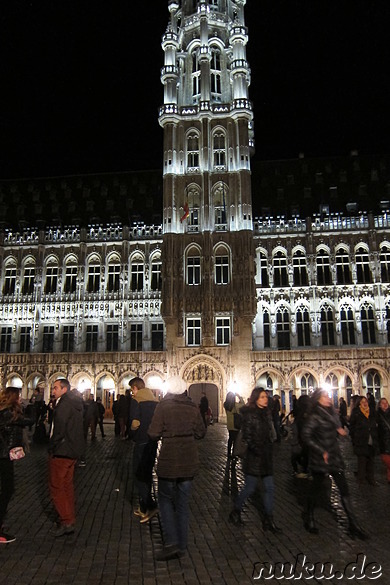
top-left (349, 407), bottom-right (379, 456)
top-left (302, 404), bottom-right (344, 473)
top-left (241, 404), bottom-right (274, 477)
top-left (0, 408), bottom-right (24, 459)
top-left (130, 387), bottom-right (159, 444)
top-left (377, 408), bottom-right (390, 454)
top-left (148, 393), bottom-right (206, 479)
top-left (49, 391), bottom-right (85, 459)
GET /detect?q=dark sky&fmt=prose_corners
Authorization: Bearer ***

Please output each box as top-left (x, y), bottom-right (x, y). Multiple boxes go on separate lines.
top-left (1, 0), bottom-right (389, 179)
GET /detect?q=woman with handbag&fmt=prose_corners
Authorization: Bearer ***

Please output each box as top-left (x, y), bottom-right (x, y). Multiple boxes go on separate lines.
top-left (0, 386), bottom-right (26, 544)
top-left (224, 392), bottom-right (245, 460)
top-left (228, 387), bottom-right (281, 532)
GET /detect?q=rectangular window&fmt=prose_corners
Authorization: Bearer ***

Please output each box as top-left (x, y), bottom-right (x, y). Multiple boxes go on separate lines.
top-left (131, 263), bottom-right (144, 292)
top-left (321, 309), bottom-right (335, 346)
top-left (3, 268), bottom-right (16, 295)
top-left (108, 265), bottom-right (120, 292)
top-left (215, 256), bottom-right (229, 284)
top-left (317, 254), bottom-right (332, 286)
top-left (187, 318), bottom-right (201, 346)
top-left (43, 326), bottom-right (55, 353)
top-left (22, 267), bottom-right (35, 295)
top-left (130, 324), bottom-right (143, 351)
top-left (276, 312), bottom-right (290, 349)
top-left (296, 311), bottom-right (311, 346)
top-left (0, 327), bottom-right (12, 352)
top-left (65, 266), bottom-right (77, 293)
top-left (45, 266), bottom-right (58, 294)
top-left (151, 323), bottom-right (164, 351)
top-left (88, 265), bottom-right (100, 293)
top-left (151, 262), bottom-right (162, 291)
top-left (86, 325), bottom-right (98, 352)
top-left (62, 325), bottom-right (74, 352)
top-left (106, 324), bottom-right (119, 351)
top-left (216, 317), bottom-right (230, 345)
top-left (187, 257), bottom-right (201, 285)
top-left (263, 312), bottom-right (270, 348)
top-left (19, 326), bottom-right (31, 353)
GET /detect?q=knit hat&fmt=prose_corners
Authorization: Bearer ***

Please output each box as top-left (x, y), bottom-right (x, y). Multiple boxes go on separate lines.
top-left (164, 376), bottom-right (187, 395)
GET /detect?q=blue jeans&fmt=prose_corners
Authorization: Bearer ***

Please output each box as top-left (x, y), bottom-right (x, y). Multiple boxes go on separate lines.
top-left (235, 474), bottom-right (275, 517)
top-left (158, 478), bottom-right (193, 550)
top-left (133, 442), bottom-right (157, 512)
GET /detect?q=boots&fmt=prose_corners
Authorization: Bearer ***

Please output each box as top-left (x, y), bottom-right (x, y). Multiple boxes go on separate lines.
top-left (303, 504), bottom-right (319, 534)
top-left (228, 509), bottom-right (243, 526)
top-left (263, 515), bottom-right (282, 534)
top-left (342, 497), bottom-right (369, 541)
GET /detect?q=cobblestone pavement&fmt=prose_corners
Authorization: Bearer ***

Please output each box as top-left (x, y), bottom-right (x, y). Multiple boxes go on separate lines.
top-left (0, 422), bottom-right (388, 585)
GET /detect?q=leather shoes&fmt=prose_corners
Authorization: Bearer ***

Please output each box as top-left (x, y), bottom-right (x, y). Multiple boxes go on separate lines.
top-left (156, 544), bottom-right (184, 561)
top-left (50, 524), bottom-right (75, 537)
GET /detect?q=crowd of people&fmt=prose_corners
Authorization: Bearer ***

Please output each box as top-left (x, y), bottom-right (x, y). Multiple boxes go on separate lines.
top-left (1, 377), bottom-right (389, 557)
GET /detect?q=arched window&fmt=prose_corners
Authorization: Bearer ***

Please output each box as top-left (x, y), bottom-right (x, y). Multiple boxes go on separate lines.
top-left (257, 251), bottom-right (269, 287)
top-left (355, 246), bottom-right (372, 284)
top-left (320, 304), bottom-right (335, 346)
top-left (186, 246), bottom-right (201, 285)
top-left (296, 307), bottom-right (310, 346)
top-left (187, 185), bottom-right (200, 227)
top-left (262, 309), bottom-right (270, 348)
top-left (107, 257), bottom-right (121, 293)
top-left (325, 373), bottom-right (339, 408)
top-left (210, 48), bottom-right (222, 100)
top-left (365, 369), bottom-right (381, 401)
top-left (293, 250), bottom-right (308, 286)
top-left (340, 305), bottom-right (355, 345)
top-left (276, 307), bottom-right (290, 349)
top-left (22, 258), bottom-right (36, 295)
top-left (300, 373), bottom-right (316, 395)
top-left (346, 375), bottom-right (353, 406)
top-left (380, 244), bottom-right (390, 283)
top-left (151, 255), bottom-right (162, 291)
top-left (360, 303), bottom-right (376, 344)
top-left (64, 257), bottom-right (78, 294)
top-left (214, 244), bottom-right (230, 285)
top-left (213, 131), bottom-right (226, 169)
top-left (187, 132), bottom-right (200, 170)
top-left (3, 259), bottom-right (17, 295)
top-left (45, 258), bottom-right (58, 294)
top-left (316, 249), bottom-right (332, 285)
top-left (273, 251), bottom-right (288, 287)
top-left (335, 248), bottom-right (352, 284)
top-left (191, 51), bottom-right (201, 102)
top-left (213, 185), bottom-right (227, 227)
top-left (87, 256), bottom-right (101, 293)
top-left (130, 254), bottom-right (144, 292)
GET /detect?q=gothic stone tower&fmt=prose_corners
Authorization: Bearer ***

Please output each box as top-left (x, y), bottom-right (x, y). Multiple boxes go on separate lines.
top-left (159, 0), bottom-right (256, 391)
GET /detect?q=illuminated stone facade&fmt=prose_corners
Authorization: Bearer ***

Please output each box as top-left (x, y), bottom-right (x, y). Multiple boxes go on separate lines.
top-left (1, 0), bottom-right (390, 417)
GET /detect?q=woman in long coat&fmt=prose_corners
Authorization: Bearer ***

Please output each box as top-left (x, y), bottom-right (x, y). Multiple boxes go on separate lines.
top-left (302, 389), bottom-right (368, 539)
top-left (228, 387), bottom-right (280, 532)
top-left (0, 387), bottom-right (26, 544)
top-left (376, 397), bottom-right (390, 483)
top-left (349, 395), bottom-right (378, 485)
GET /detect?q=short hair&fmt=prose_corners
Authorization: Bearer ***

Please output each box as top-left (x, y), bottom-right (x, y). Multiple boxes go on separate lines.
top-left (56, 378), bottom-right (71, 393)
top-left (129, 377), bottom-right (145, 390)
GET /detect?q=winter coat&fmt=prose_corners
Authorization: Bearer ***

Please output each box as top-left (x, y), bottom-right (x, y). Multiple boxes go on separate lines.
top-left (349, 407), bottom-right (379, 457)
top-left (0, 408), bottom-right (24, 459)
top-left (225, 397), bottom-right (245, 431)
top-left (49, 391), bottom-right (85, 459)
top-left (377, 408), bottom-right (390, 455)
top-left (302, 403), bottom-right (345, 474)
top-left (241, 404), bottom-right (274, 477)
top-left (130, 387), bottom-right (159, 444)
top-left (148, 393), bottom-right (206, 479)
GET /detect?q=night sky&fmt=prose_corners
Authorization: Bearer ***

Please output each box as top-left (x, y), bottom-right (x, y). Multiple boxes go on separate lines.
top-left (1, 0), bottom-right (389, 179)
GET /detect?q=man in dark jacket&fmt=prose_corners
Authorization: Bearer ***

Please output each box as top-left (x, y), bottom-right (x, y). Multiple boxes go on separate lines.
top-left (129, 377), bottom-right (159, 523)
top-left (48, 378), bottom-right (85, 537)
top-left (148, 376), bottom-right (206, 561)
